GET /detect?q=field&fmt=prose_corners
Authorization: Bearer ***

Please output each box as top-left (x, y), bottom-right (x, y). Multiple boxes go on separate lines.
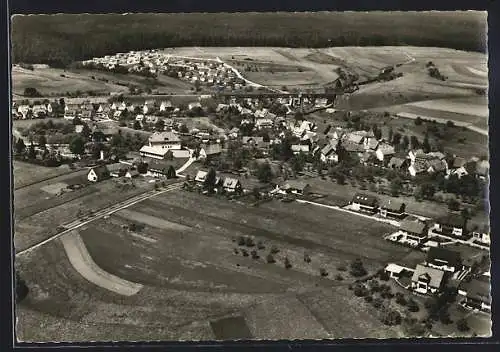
top-left (12, 66), bottom-right (129, 97)
top-left (13, 161), bottom-right (76, 190)
top-left (16, 189), bottom-right (413, 341)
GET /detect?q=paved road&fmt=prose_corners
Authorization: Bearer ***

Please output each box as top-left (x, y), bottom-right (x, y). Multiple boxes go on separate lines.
top-left (16, 181), bottom-right (183, 257)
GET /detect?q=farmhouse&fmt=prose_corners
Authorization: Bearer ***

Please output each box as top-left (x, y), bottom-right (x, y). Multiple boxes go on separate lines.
top-left (223, 177), bottom-right (243, 194)
top-left (147, 160), bottom-right (175, 178)
top-left (87, 165), bottom-right (110, 182)
top-left (472, 226), bottom-right (490, 245)
top-left (351, 193), bottom-right (379, 213)
top-left (458, 274), bottom-right (491, 312)
top-left (433, 213), bottom-right (467, 237)
top-left (398, 217), bottom-right (428, 246)
top-left (139, 145), bottom-right (173, 160)
top-left (379, 199), bottom-right (406, 219)
top-left (199, 144), bottom-right (222, 160)
top-left (320, 144), bottom-right (339, 164)
top-left (411, 264), bottom-right (445, 295)
top-left (424, 247), bottom-right (462, 273)
top-left (280, 181), bottom-right (311, 196)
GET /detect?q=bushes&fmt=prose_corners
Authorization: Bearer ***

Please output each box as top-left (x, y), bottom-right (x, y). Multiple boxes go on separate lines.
top-left (284, 257), bottom-right (292, 269)
top-left (353, 284), bottom-right (369, 297)
top-left (407, 298), bottom-right (420, 312)
top-left (457, 318), bottom-right (470, 332)
top-left (304, 253), bottom-right (311, 263)
top-left (335, 274), bottom-right (344, 281)
top-left (270, 245), bottom-right (280, 254)
top-left (319, 268), bottom-right (329, 277)
top-left (237, 236), bottom-right (246, 246)
top-left (382, 310), bottom-right (402, 326)
top-left (250, 250), bottom-right (259, 260)
top-left (350, 258), bottom-right (367, 277)
top-left (266, 254), bottom-right (276, 264)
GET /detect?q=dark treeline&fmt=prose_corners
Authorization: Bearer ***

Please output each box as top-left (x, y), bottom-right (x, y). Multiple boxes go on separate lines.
top-left (12, 12), bottom-right (486, 66)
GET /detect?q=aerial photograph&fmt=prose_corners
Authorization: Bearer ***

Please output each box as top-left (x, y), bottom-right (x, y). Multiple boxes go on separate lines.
top-left (11, 11), bottom-right (490, 341)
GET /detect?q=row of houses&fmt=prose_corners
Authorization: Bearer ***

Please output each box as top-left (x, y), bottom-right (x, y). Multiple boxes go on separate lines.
top-left (350, 191), bottom-right (490, 245)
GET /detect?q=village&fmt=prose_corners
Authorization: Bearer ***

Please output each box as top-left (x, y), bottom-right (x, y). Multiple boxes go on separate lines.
top-left (12, 16), bottom-right (491, 340)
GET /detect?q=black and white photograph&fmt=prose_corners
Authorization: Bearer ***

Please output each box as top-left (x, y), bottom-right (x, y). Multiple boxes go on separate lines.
top-left (11, 11), bottom-right (491, 342)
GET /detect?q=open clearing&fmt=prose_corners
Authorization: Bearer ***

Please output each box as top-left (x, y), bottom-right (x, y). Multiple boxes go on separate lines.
top-left (16, 189), bottom-right (411, 341)
top-left (60, 231), bottom-right (143, 296)
top-left (13, 161), bottom-right (76, 190)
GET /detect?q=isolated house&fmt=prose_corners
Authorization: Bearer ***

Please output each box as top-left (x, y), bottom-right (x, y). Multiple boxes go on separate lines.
top-left (223, 177), bottom-right (242, 194)
top-left (472, 226), bottom-right (490, 246)
top-left (425, 247), bottom-right (462, 273)
top-left (458, 274), bottom-right (491, 312)
top-left (351, 193), bottom-right (379, 213)
top-left (87, 165), bottom-right (110, 182)
top-left (379, 199), bottom-right (406, 219)
top-left (433, 213), bottom-right (467, 237)
top-left (280, 181), bottom-right (311, 196)
top-left (411, 264), bottom-right (445, 295)
top-left (398, 217), bottom-right (428, 246)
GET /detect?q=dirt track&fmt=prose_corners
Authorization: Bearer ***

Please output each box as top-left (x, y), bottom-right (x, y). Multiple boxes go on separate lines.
top-left (60, 231), bottom-right (143, 296)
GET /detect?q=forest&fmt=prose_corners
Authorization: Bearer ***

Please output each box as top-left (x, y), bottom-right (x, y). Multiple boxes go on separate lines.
top-left (11, 12), bottom-right (487, 67)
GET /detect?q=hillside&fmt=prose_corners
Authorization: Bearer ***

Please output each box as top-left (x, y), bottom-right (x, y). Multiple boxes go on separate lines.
top-left (11, 12), bottom-right (486, 66)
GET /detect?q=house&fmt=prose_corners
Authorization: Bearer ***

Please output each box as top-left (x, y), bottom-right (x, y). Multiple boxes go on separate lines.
top-left (384, 263), bottom-right (407, 279)
top-left (64, 109), bottom-right (78, 120)
top-left (351, 193), bottom-right (379, 213)
top-left (159, 100), bottom-right (173, 112)
top-left (411, 264), bottom-right (445, 295)
top-left (147, 160), bottom-right (174, 177)
top-left (399, 217), bottom-right (428, 246)
top-left (188, 102), bottom-right (202, 110)
top-left (199, 144), bottom-right (222, 160)
top-left (280, 181), bottom-right (311, 196)
top-left (255, 118), bottom-right (274, 129)
top-left (375, 143), bottom-right (395, 163)
top-left (408, 149), bottom-right (425, 164)
top-left (427, 158), bottom-right (448, 174)
top-left (195, 170), bottom-right (208, 184)
top-left (475, 160), bottom-right (489, 180)
top-left (148, 132), bottom-right (182, 150)
top-left (242, 136), bottom-right (264, 148)
top-left (320, 143), bottom-right (339, 164)
top-left (388, 156), bottom-right (408, 170)
top-left (223, 177), bottom-right (243, 194)
top-left (425, 247), bottom-right (462, 273)
top-left (125, 170), bottom-right (140, 178)
top-left (291, 144), bottom-right (310, 154)
top-left (433, 213), bottom-right (467, 237)
top-left (87, 165), bottom-right (110, 182)
top-left (379, 199), bottom-right (406, 219)
top-left (364, 137), bottom-right (379, 152)
top-left (458, 274), bottom-right (491, 312)
top-left (472, 226), bottom-right (490, 245)
top-left (139, 145), bottom-right (173, 160)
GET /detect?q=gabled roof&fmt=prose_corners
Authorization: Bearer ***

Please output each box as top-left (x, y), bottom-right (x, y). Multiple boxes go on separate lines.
top-left (223, 177), bottom-right (240, 189)
top-left (342, 141), bottom-right (365, 153)
top-left (282, 180), bottom-right (310, 191)
top-left (380, 199), bottom-right (405, 212)
top-left (201, 144), bottom-right (222, 155)
top-left (352, 193), bottom-right (379, 207)
top-left (451, 156), bottom-right (467, 169)
top-left (376, 143), bottom-right (395, 155)
top-left (89, 165), bottom-right (109, 178)
top-left (321, 143), bottom-right (336, 156)
top-left (412, 264), bottom-right (444, 288)
top-left (195, 170), bottom-right (208, 182)
top-left (388, 157), bottom-right (406, 168)
top-left (426, 247), bottom-right (462, 268)
top-left (149, 131), bottom-right (181, 144)
top-left (140, 145), bottom-right (170, 157)
top-left (428, 158), bottom-right (447, 172)
top-left (400, 217), bottom-right (427, 235)
top-left (148, 159), bottom-right (173, 173)
top-left (437, 213), bottom-right (467, 229)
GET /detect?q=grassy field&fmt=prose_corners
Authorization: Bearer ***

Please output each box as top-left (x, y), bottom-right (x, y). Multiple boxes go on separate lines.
top-left (12, 66), bottom-right (128, 97)
top-left (13, 161), bottom-right (77, 190)
top-left (16, 189), bottom-right (415, 341)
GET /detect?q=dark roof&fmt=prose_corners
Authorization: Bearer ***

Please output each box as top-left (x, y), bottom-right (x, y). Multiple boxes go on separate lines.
top-left (283, 180), bottom-right (310, 191)
top-left (426, 247), bottom-right (462, 267)
top-left (411, 264), bottom-right (445, 288)
top-left (352, 193), bottom-right (379, 207)
top-left (380, 199), bottom-right (405, 212)
top-left (388, 157), bottom-right (406, 168)
top-left (400, 218), bottom-right (427, 235)
top-left (148, 160), bottom-right (173, 173)
top-left (452, 156), bottom-right (467, 169)
top-left (459, 275), bottom-right (491, 304)
top-left (437, 213), bottom-right (467, 229)
top-left (90, 165), bottom-right (109, 178)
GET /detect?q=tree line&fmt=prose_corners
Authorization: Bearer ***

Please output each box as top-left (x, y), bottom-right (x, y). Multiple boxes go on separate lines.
top-left (12, 12), bottom-right (486, 66)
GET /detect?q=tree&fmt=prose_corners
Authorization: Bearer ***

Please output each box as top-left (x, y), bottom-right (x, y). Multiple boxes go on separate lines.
top-left (37, 134), bottom-right (47, 149)
top-left (390, 177), bottom-right (403, 197)
top-left (401, 135), bottom-right (410, 150)
top-left (133, 120), bottom-right (141, 130)
top-left (415, 116), bottom-right (423, 125)
top-left (392, 132), bottom-right (402, 146)
top-left (350, 258), bottom-right (367, 277)
top-left (155, 119), bottom-right (165, 131)
top-left (15, 271), bottom-right (29, 302)
top-left (203, 168), bottom-right (217, 193)
top-left (304, 253), bottom-right (311, 263)
top-left (388, 127), bottom-right (394, 143)
top-left (448, 199), bottom-right (461, 211)
top-left (422, 135), bottom-right (431, 153)
top-left (457, 318), bottom-right (470, 332)
top-left (319, 268), bottom-right (329, 277)
top-left (407, 298), bottom-right (420, 312)
top-left (166, 165), bottom-right (177, 179)
top-left (15, 138), bottom-right (26, 155)
top-left (24, 87), bottom-right (41, 97)
top-left (410, 136), bottom-right (420, 149)
top-left (27, 142), bottom-right (36, 159)
top-left (266, 254), bottom-right (276, 264)
top-left (69, 135), bottom-right (86, 156)
top-left (284, 257), bottom-right (292, 269)
top-left (257, 162), bottom-right (273, 183)
top-left (179, 124), bottom-right (189, 134)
